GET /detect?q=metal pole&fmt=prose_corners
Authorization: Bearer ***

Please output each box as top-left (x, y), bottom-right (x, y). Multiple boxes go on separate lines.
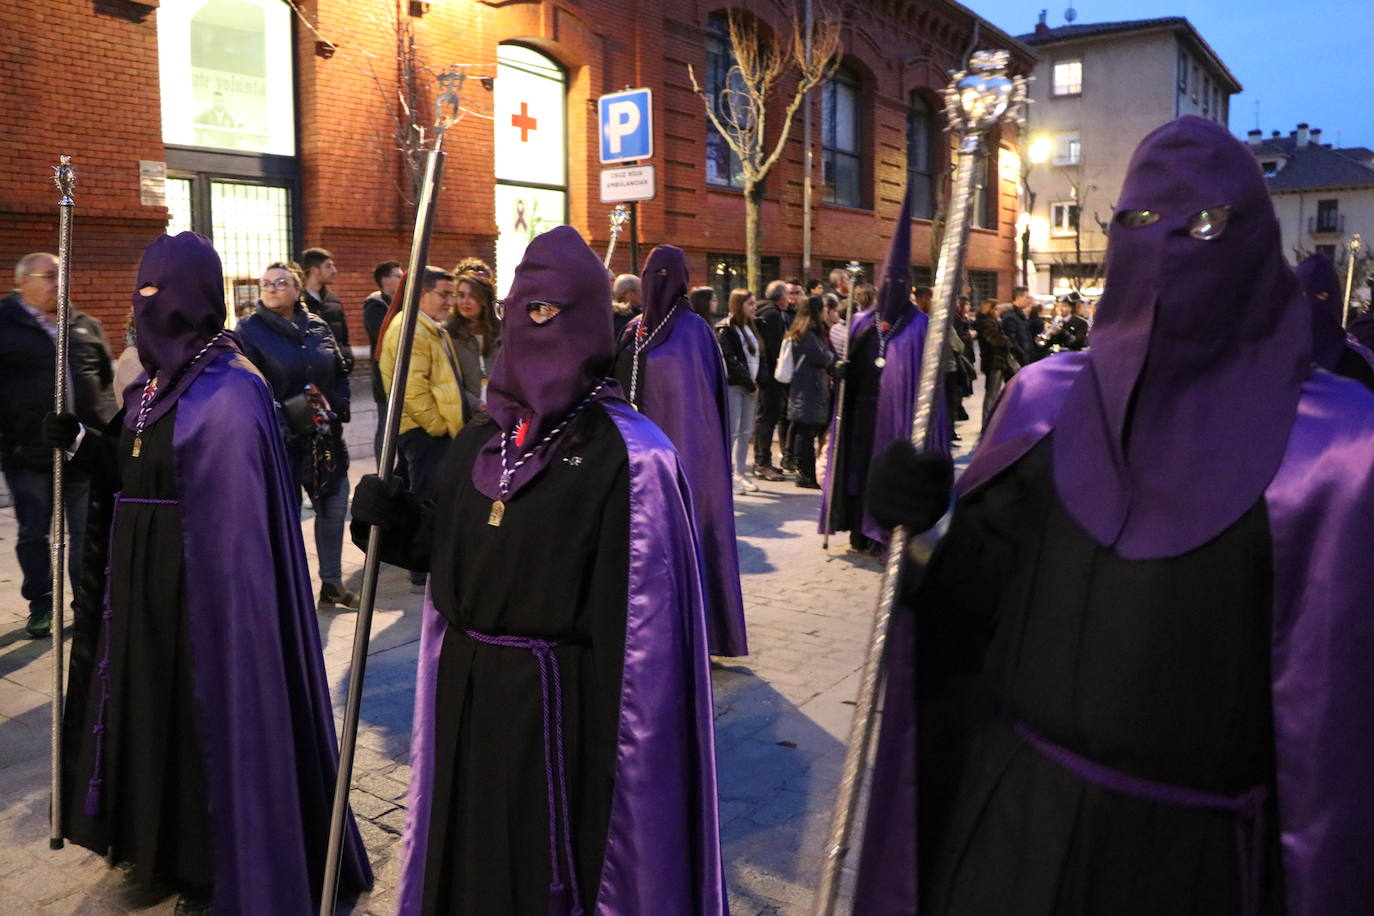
top-left (1343, 234), bottom-right (1362, 330)
top-left (629, 201), bottom-right (640, 275)
top-left (802, 0), bottom-right (814, 278)
top-left (822, 265), bottom-right (860, 551)
top-left (49, 156), bottom-right (76, 851)
top-left (813, 53), bottom-right (1025, 915)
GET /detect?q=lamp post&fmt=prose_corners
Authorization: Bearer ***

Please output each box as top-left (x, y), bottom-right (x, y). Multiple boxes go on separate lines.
top-left (1021, 133), bottom-right (1052, 289)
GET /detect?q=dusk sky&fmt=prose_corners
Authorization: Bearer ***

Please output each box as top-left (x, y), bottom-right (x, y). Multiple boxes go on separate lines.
top-left (968, 0), bottom-right (1374, 149)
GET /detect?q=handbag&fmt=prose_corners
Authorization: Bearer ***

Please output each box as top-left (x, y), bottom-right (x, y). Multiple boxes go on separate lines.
top-left (775, 337), bottom-right (796, 383)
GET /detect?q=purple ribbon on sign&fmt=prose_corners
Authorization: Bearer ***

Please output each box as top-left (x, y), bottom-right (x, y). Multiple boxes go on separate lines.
top-left (464, 628), bottom-right (583, 916)
top-left (1011, 718), bottom-right (1269, 916)
top-left (513, 199), bottom-right (529, 232)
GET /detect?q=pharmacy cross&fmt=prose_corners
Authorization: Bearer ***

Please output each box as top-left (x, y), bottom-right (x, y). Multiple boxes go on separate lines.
top-left (511, 102), bottom-right (538, 142)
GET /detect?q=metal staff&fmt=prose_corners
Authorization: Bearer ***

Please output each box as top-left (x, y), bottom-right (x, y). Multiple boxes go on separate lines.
top-left (813, 51), bottom-right (1026, 914)
top-left (49, 155), bottom-right (76, 851)
top-left (604, 204), bottom-right (630, 269)
top-left (319, 69), bottom-right (465, 916)
top-left (821, 260), bottom-right (864, 551)
top-left (1343, 234), bottom-right (1362, 330)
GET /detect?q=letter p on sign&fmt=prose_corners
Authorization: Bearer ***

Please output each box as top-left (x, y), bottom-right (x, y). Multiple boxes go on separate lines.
top-left (598, 88), bottom-right (652, 164)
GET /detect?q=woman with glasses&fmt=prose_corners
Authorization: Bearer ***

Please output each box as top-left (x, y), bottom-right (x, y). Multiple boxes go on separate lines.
top-left (238, 261), bottom-right (358, 609)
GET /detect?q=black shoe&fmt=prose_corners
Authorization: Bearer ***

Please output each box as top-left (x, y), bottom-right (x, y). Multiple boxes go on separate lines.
top-left (754, 465), bottom-right (785, 482)
top-left (25, 609), bottom-right (51, 639)
top-left (174, 891), bottom-right (213, 915)
top-left (795, 477), bottom-right (821, 490)
top-left (781, 455), bottom-right (797, 473)
top-left (319, 582), bottom-right (360, 610)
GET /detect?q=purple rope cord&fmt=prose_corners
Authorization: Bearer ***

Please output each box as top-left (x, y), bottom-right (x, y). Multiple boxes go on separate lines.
top-left (83, 494), bottom-right (180, 817)
top-left (464, 629), bottom-right (584, 916)
top-left (1012, 718), bottom-right (1269, 916)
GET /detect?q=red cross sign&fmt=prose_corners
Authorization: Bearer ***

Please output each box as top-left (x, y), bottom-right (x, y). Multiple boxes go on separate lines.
top-left (511, 102), bottom-right (538, 142)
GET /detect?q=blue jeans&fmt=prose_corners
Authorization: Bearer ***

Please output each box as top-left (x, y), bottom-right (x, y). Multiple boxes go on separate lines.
top-left (300, 479), bottom-right (348, 586)
top-left (4, 466), bottom-right (88, 617)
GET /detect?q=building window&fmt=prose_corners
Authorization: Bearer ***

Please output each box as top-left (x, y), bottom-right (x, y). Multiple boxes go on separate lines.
top-left (911, 265), bottom-right (934, 288)
top-left (1053, 131), bottom-right (1081, 166)
top-left (1052, 60), bottom-right (1082, 96)
top-left (971, 147), bottom-right (998, 230)
top-left (1178, 53), bottom-right (1189, 92)
top-left (1050, 201), bottom-right (1080, 236)
top-left (1316, 244), bottom-right (1337, 260)
top-left (966, 270), bottom-right (998, 305)
top-left (1201, 75), bottom-right (1211, 115)
top-left (906, 93), bottom-right (936, 219)
top-left (705, 13), bottom-right (745, 189)
top-left (157, 0), bottom-right (295, 155)
top-left (709, 252), bottom-right (780, 303)
top-left (1192, 63), bottom-right (1199, 102)
top-left (494, 43), bottom-right (568, 296)
top-left (823, 65), bottom-right (863, 208)
top-left (1316, 199), bottom-right (1340, 233)
top-left (1260, 160), bottom-right (1279, 177)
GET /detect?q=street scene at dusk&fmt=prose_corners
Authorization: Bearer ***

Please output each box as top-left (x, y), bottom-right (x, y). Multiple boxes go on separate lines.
top-left (0, 0), bottom-right (1371, 913)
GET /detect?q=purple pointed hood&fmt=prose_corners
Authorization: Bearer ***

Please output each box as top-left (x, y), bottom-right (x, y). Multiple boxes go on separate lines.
top-left (1054, 116), bottom-right (1311, 559)
top-left (474, 225), bottom-right (623, 500)
top-left (877, 183), bottom-right (915, 328)
top-left (636, 245), bottom-right (690, 351)
top-left (125, 232), bottom-right (237, 430)
top-left (1296, 253), bottom-right (1347, 371)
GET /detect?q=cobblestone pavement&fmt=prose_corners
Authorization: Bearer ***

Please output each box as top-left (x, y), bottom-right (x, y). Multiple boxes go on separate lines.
top-left (0, 376), bottom-right (984, 914)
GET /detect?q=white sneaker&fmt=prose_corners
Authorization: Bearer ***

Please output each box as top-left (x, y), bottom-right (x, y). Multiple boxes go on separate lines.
top-left (732, 474), bottom-right (750, 495)
top-left (742, 475), bottom-right (760, 492)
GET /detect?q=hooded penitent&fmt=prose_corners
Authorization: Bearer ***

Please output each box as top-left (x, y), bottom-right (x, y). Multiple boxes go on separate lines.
top-left (818, 181), bottom-right (949, 543)
top-left (1295, 253), bottom-right (1374, 382)
top-left (613, 245), bottom-right (748, 656)
top-left (1053, 116), bottom-right (1311, 559)
top-left (474, 225), bottom-right (621, 501)
top-left (955, 117), bottom-right (1374, 914)
top-left (63, 233), bottom-right (372, 913)
top-left (125, 231), bottom-right (237, 427)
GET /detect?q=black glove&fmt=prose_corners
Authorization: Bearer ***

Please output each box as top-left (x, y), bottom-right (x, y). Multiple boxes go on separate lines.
top-left (832, 360), bottom-right (849, 381)
top-left (865, 439), bottom-right (954, 534)
top-left (40, 411), bottom-right (81, 451)
top-left (351, 474), bottom-right (420, 531)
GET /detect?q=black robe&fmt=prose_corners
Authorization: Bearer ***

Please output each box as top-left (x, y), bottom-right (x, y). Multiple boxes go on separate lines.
top-left (62, 408), bottom-right (214, 893)
top-left (362, 408), bottom-right (630, 914)
top-left (825, 324), bottom-right (881, 536)
top-left (911, 438), bottom-right (1283, 915)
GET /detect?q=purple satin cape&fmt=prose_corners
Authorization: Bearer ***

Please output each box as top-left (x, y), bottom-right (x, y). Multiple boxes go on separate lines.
top-left (173, 350), bottom-right (372, 913)
top-left (620, 310), bottom-right (747, 656)
top-left (397, 400), bottom-right (727, 915)
top-left (874, 353), bottom-right (1374, 915)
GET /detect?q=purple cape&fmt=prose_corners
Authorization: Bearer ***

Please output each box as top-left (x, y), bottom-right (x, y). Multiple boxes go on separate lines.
top-left (618, 309), bottom-right (747, 656)
top-left (818, 309), bottom-right (950, 544)
top-left (163, 350), bottom-right (372, 911)
top-left (853, 353), bottom-right (1374, 915)
top-left (397, 400), bottom-right (726, 914)
top-left (1295, 253), bottom-right (1374, 378)
top-left (1057, 117), bottom-right (1311, 560)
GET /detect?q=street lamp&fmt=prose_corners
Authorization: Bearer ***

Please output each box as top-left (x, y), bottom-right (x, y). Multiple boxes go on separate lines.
top-left (1021, 134), bottom-right (1051, 289)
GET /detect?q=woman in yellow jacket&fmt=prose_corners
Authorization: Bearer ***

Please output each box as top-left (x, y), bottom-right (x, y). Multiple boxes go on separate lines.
top-left (379, 266), bottom-right (465, 589)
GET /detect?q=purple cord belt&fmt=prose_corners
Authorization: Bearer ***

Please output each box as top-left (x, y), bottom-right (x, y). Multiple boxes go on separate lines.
top-left (84, 493), bottom-right (181, 817)
top-left (1011, 718), bottom-right (1269, 916)
top-left (464, 628), bottom-right (584, 916)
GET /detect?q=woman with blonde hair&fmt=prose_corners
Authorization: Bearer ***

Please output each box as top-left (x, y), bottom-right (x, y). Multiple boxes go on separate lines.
top-left (715, 288), bottom-right (761, 493)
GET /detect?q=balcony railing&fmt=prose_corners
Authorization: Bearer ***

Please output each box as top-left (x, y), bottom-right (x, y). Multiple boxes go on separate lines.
top-left (1309, 214), bottom-right (1345, 235)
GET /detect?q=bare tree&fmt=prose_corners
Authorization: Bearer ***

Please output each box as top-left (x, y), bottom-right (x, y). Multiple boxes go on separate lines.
top-left (688, 7), bottom-right (843, 292)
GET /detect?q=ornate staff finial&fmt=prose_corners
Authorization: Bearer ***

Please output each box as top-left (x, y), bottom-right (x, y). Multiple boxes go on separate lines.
top-left (434, 67), bottom-right (466, 137)
top-left (53, 155), bottom-right (76, 205)
top-left (945, 50), bottom-right (1029, 139)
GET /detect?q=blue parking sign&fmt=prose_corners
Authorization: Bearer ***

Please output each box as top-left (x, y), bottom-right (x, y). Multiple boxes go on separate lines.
top-left (599, 88), bottom-right (653, 165)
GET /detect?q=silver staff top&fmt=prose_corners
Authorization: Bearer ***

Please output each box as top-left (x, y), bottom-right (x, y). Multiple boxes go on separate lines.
top-left (53, 155), bottom-right (76, 205)
top-left (944, 50), bottom-right (1028, 139)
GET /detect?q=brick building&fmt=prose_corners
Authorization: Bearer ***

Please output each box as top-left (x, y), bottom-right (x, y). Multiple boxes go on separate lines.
top-left (1, 0), bottom-right (1032, 353)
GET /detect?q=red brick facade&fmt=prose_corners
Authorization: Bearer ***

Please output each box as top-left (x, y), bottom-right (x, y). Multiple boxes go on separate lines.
top-left (1, 0), bottom-right (1031, 351)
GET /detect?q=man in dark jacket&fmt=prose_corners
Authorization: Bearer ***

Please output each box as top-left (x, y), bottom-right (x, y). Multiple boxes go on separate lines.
top-left (974, 299), bottom-right (1012, 434)
top-left (364, 259), bottom-right (402, 462)
top-left (302, 247), bottom-right (354, 374)
top-left (0, 253), bottom-right (114, 636)
top-left (1000, 286), bottom-right (1034, 367)
top-left (752, 280), bottom-right (791, 480)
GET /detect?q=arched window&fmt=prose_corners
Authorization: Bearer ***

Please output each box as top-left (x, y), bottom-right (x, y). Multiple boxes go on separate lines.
top-left (906, 93), bottom-right (936, 219)
top-left (705, 12), bottom-right (745, 188)
top-left (822, 65), bottom-right (861, 207)
top-left (493, 43), bottom-right (568, 295)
